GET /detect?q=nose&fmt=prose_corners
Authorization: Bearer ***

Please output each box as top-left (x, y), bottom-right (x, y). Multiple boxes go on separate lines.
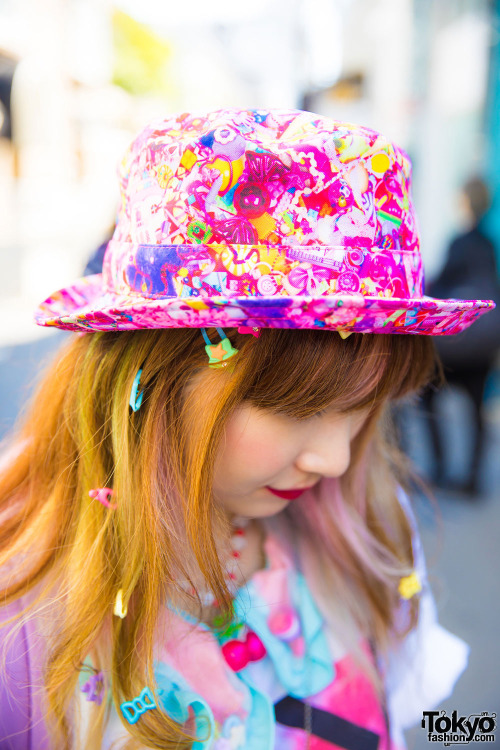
top-left (294, 416), bottom-right (353, 478)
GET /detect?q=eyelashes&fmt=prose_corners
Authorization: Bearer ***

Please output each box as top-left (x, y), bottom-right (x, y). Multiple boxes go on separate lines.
top-left (310, 409), bottom-right (330, 419)
top-left (274, 406), bottom-right (346, 422)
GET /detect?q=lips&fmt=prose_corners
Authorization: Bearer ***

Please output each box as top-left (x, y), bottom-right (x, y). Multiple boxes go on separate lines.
top-left (265, 486), bottom-right (314, 500)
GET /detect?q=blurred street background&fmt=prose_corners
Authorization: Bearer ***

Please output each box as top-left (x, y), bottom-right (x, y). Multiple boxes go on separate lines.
top-left (0, 0), bottom-right (499, 745)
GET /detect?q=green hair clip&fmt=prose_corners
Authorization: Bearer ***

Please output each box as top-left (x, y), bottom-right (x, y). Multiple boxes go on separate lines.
top-left (200, 328), bottom-right (238, 368)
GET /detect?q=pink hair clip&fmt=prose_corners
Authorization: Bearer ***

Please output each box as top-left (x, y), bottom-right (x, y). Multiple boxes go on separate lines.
top-left (89, 487), bottom-right (117, 510)
top-left (237, 326), bottom-right (261, 338)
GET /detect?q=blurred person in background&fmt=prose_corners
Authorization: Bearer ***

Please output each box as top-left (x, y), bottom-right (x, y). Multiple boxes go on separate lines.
top-left (422, 177), bottom-right (500, 496)
top-left (0, 50), bottom-right (17, 141)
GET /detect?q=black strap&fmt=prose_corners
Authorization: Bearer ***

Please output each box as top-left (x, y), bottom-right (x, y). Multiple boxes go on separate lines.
top-left (274, 695), bottom-right (380, 750)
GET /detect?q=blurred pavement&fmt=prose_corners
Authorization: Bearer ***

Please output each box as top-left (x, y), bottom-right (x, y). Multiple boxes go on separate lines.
top-left (402, 388), bottom-right (500, 747)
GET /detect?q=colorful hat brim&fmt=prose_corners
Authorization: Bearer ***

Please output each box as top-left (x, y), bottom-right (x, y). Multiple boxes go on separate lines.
top-left (35, 273), bottom-right (495, 336)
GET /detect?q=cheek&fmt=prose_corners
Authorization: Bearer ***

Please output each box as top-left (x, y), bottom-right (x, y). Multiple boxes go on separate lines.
top-left (350, 410), bottom-right (370, 439)
top-left (215, 411), bottom-right (292, 486)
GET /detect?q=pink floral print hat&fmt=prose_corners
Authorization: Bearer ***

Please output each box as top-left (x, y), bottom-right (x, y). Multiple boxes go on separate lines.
top-left (35, 108), bottom-right (495, 335)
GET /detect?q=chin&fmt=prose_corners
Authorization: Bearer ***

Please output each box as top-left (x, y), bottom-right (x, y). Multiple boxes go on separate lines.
top-left (231, 498), bottom-right (289, 519)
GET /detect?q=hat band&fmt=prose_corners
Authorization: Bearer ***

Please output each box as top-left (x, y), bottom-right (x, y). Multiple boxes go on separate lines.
top-left (103, 241), bottom-right (423, 300)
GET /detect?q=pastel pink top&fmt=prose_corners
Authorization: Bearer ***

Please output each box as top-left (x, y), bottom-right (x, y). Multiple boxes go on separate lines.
top-left (0, 491), bottom-right (469, 749)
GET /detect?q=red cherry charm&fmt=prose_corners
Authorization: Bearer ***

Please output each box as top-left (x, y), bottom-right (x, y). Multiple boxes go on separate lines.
top-left (221, 640), bottom-right (249, 671)
top-left (246, 630), bottom-right (267, 661)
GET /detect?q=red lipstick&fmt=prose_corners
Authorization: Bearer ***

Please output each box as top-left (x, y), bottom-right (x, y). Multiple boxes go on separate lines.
top-left (265, 486), bottom-right (314, 500)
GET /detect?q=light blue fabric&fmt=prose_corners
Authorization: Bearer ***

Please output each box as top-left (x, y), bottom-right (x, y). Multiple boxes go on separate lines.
top-left (157, 548), bottom-right (333, 746)
top-left (237, 672), bottom-right (275, 750)
top-left (233, 568), bottom-right (334, 698)
top-left (154, 651), bottom-right (275, 749)
top-left (157, 565), bottom-right (333, 746)
top-left (154, 661), bottom-right (215, 749)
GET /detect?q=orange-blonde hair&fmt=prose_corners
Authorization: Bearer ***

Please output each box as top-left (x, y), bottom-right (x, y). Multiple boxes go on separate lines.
top-left (0, 327), bottom-right (437, 749)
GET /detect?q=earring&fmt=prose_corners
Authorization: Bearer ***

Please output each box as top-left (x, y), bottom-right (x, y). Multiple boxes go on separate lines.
top-left (201, 328), bottom-right (238, 368)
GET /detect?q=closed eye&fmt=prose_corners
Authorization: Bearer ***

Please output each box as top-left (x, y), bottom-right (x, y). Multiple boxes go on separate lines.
top-left (310, 408), bottom-right (330, 419)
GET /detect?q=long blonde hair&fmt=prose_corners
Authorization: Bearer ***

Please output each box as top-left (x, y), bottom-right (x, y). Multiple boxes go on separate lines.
top-left (0, 327), bottom-right (437, 749)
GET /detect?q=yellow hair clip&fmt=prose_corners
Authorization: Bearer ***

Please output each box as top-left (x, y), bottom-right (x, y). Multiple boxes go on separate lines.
top-left (114, 589), bottom-right (128, 618)
top-left (398, 571), bottom-right (422, 600)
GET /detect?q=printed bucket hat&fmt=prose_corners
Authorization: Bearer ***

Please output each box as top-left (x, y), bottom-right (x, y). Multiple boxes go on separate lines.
top-left (35, 108), bottom-right (495, 335)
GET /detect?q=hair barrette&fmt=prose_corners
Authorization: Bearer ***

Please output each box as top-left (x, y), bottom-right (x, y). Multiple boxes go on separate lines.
top-left (81, 671), bottom-right (105, 705)
top-left (130, 368), bottom-right (144, 411)
top-left (114, 589), bottom-right (128, 618)
top-left (120, 686), bottom-right (159, 724)
top-left (398, 571), bottom-right (422, 599)
top-left (201, 328), bottom-right (238, 368)
top-left (89, 487), bottom-right (117, 510)
top-left (237, 326), bottom-right (261, 338)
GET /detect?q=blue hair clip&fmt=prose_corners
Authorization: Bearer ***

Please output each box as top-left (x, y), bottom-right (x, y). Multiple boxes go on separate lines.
top-left (120, 686), bottom-right (158, 724)
top-left (200, 328), bottom-right (238, 369)
top-left (130, 368), bottom-right (144, 411)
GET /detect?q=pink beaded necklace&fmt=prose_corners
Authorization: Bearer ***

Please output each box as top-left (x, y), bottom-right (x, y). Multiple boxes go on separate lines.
top-left (179, 518), bottom-right (270, 673)
top-left (180, 516), bottom-right (250, 607)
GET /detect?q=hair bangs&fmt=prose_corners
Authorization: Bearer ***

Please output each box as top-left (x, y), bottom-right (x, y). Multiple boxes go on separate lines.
top-left (232, 329), bottom-right (437, 419)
